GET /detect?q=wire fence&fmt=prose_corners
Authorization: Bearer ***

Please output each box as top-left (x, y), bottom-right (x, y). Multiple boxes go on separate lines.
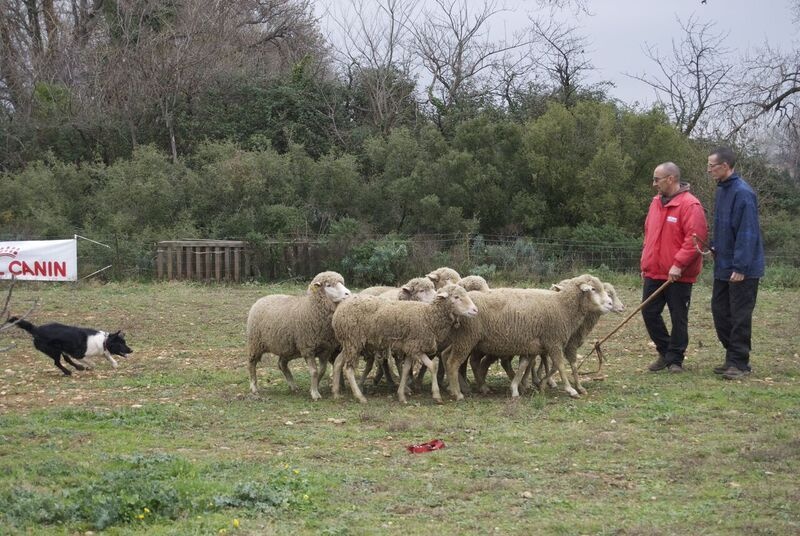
top-left (2, 233), bottom-right (798, 284)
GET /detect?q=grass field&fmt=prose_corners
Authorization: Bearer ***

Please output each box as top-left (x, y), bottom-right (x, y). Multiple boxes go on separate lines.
top-left (1, 278), bottom-right (799, 535)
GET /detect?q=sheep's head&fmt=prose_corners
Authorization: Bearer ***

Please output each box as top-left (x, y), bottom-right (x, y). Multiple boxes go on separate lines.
top-left (435, 284), bottom-right (478, 318)
top-left (426, 267), bottom-right (461, 289)
top-left (398, 277), bottom-right (436, 303)
top-left (555, 274), bottom-right (613, 313)
top-left (603, 283), bottom-right (626, 313)
top-left (309, 271), bottom-right (351, 303)
top-left (457, 275), bottom-right (489, 292)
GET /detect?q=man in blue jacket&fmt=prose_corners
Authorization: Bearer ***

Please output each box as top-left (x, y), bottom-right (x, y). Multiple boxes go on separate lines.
top-left (706, 147), bottom-right (765, 380)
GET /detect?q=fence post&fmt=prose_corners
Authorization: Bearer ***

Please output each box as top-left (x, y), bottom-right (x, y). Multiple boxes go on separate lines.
top-left (157, 248), bottom-right (164, 279)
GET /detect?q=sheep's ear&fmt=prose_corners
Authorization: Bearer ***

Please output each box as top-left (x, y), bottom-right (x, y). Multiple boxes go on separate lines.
top-left (435, 289), bottom-right (449, 299)
top-left (579, 282), bottom-right (593, 292)
top-left (550, 283), bottom-right (562, 291)
top-left (427, 272), bottom-right (439, 281)
top-left (400, 285), bottom-right (411, 296)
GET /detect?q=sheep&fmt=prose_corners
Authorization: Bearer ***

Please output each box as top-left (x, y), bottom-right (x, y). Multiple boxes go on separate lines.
top-left (377, 277), bottom-right (437, 303)
top-left (413, 274), bottom-right (488, 390)
top-left (426, 267), bottom-right (461, 289)
top-left (441, 274), bottom-right (613, 400)
top-left (508, 281), bottom-right (625, 397)
top-left (360, 285), bottom-right (397, 296)
top-left (361, 277), bottom-right (438, 388)
top-left (457, 275), bottom-right (490, 292)
top-left (246, 271), bottom-right (351, 400)
top-left (331, 284), bottom-right (478, 404)
top-left (473, 281), bottom-right (625, 396)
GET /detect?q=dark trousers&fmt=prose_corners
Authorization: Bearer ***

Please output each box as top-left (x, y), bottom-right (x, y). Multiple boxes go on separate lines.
top-left (641, 278), bottom-right (693, 365)
top-left (711, 278), bottom-right (759, 371)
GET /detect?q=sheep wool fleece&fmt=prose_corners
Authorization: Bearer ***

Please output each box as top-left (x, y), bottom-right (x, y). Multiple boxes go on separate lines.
top-left (641, 187), bottom-right (708, 283)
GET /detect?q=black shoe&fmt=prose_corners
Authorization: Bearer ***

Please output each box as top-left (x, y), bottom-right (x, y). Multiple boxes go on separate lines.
top-left (721, 366), bottom-right (751, 380)
top-left (648, 355), bottom-right (670, 372)
top-left (668, 364), bottom-right (684, 373)
top-left (713, 363), bottom-right (729, 374)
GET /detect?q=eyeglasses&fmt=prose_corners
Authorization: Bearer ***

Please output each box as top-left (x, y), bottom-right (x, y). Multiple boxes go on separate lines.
top-left (707, 162), bottom-right (724, 169)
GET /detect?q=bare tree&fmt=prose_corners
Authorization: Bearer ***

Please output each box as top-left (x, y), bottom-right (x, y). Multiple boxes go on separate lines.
top-left (494, 49), bottom-right (545, 113)
top-left (411, 0), bottom-right (532, 126)
top-left (629, 16), bottom-right (733, 137)
top-left (0, 0), bottom-right (327, 161)
top-left (529, 17), bottom-right (597, 107)
top-left (774, 110), bottom-right (800, 180)
top-left (723, 44), bottom-right (800, 138)
top-left (326, 0), bottom-right (419, 134)
top-left (534, 0), bottom-right (592, 16)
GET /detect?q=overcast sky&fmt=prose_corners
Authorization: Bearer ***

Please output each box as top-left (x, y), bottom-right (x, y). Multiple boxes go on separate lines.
top-left (316, 0), bottom-right (799, 107)
top-left (569, 0), bottom-right (798, 105)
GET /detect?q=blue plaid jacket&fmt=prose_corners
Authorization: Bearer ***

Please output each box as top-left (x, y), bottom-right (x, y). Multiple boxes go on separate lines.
top-left (712, 173), bottom-right (765, 279)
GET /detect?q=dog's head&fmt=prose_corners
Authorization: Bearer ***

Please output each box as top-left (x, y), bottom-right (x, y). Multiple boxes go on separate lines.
top-left (106, 331), bottom-right (133, 358)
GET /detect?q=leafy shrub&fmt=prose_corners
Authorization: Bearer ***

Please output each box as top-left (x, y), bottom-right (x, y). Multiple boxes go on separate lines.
top-left (469, 264), bottom-right (497, 279)
top-left (339, 235), bottom-right (409, 285)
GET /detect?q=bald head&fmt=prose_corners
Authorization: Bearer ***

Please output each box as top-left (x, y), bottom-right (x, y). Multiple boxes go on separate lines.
top-left (652, 162), bottom-right (681, 196)
top-left (659, 162), bottom-right (681, 181)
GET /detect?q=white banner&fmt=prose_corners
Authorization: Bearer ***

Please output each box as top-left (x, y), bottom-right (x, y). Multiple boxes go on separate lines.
top-left (0, 239), bottom-right (78, 281)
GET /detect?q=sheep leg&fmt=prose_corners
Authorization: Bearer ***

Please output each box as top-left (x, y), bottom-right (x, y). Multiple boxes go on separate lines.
top-left (471, 352), bottom-right (489, 393)
top-left (523, 357), bottom-right (535, 388)
top-left (248, 352), bottom-right (263, 394)
top-left (360, 353), bottom-right (376, 389)
top-left (568, 360), bottom-right (587, 395)
top-left (550, 347), bottom-right (580, 398)
top-left (536, 357), bottom-right (557, 395)
top-left (419, 353), bottom-right (442, 403)
top-left (443, 346), bottom-right (466, 401)
top-left (519, 356), bottom-right (532, 391)
top-left (457, 359), bottom-right (471, 394)
top-left (565, 345), bottom-right (587, 395)
top-left (397, 355), bottom-right (414, 404)
top-left (543, 355), bottom-right (558, 388)
top-left (278, 356), bottom-right (300, 393)
top-left (304, 354), bottom-right (322, 401)
top-left (317, 355), bottom-right (329, 382)
top-left (343, 356), bottom-right (368, 404)
top-left (510, 355), bottom-right (531, 398)
top-left (413, 360), bottom-right (427, 392)
top-left (500, 356), bottom-right (516, 381)
top-left (390, 354), bottom-right (412, 394)
top-left (382, 350), bottom-right (400, 387)
top-left (332, 351), bottom-right (345, 399)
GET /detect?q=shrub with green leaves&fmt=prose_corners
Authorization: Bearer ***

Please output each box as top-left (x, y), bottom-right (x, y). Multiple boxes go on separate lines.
top-left (339, 235), bottom-right (410, 285)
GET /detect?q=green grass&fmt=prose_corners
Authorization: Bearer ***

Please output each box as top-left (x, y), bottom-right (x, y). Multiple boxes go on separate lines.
top-left (1, 280), bottom-right (799, 534)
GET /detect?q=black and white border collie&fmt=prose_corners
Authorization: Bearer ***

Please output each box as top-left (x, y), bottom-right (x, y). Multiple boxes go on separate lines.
top-left (6, 317), bottom-right (132, 375)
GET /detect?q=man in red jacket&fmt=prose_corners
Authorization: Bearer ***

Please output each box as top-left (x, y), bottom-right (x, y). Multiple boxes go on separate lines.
top-left (641, 162), bottom-right (708, 373)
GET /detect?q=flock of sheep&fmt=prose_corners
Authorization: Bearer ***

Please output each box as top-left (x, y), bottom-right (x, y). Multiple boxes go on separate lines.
top-left (246, 267), bottom-right (626, 404)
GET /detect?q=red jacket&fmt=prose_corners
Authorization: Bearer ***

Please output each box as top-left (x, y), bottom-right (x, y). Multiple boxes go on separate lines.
top-left (641, 188), bottom-right (708, 283)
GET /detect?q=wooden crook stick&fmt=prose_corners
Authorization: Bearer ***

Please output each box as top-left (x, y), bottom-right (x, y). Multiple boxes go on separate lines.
top-left (577, 279), bottom-right (673, 375)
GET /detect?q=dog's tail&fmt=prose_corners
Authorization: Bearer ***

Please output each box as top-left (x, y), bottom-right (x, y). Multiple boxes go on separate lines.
top-left (6, 316), bottom-right (36, 335)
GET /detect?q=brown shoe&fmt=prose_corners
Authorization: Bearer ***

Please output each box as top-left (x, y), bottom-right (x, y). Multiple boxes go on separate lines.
top-left (713, 363), bottom-right (729, 374)
top-left (648, 355), bottom-right (670, 372)
top-left (721, 366), bottom-right (751, 380)
top-left (668, 364), bottom-right (684, 373)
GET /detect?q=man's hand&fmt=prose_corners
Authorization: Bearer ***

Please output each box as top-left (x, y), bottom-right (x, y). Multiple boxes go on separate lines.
top-left (668, 265), bottom-right (682, 282)
top-left (730, 271), bottom-right (745, 282)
